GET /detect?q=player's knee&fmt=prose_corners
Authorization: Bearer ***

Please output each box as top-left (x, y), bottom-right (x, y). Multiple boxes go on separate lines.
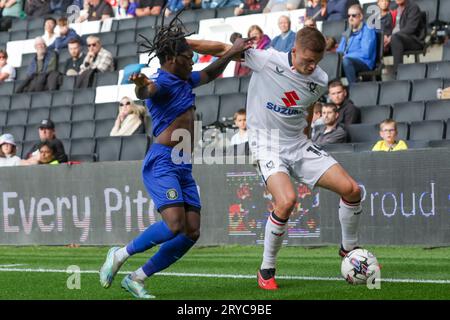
top-left (166, 220), bottom-right (185, 235)
top-left (187, 229), bottom-right (200, 242)
top-left (276, 195), bottom-right (297, 216)
top-left (342, 181), bottom-right (361, 201)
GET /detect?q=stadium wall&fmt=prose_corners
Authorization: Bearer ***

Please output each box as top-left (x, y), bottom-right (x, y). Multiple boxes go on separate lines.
top-left (0, 149), bottom-right (449, 246)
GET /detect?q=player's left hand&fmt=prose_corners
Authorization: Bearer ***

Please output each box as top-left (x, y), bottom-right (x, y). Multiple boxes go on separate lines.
top-left (228, 37), bottom-right (255, 56)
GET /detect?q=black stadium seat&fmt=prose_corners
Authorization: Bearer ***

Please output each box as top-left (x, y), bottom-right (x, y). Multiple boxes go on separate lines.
top-left (215, 7), bottom-right (235, 19)
top-left (70, 138), bottom-right (96, 156)
top-left (96, 136), bottom-right (122, 162)
top-left (346, 123), bottom-right (379, 143)
top-left (136, 16), bottom-right (157, 29)
top-left (117, 42), bottom-right (139, 58)
top-left (73, 89), bottom-right (95, 105)
top-left (193, 81), bottom-right (214, 96)
top-left (120, 135), bottom-right (149, 161)
top-left (438, 0), bottom-right (450, 24)
top-left (31, 92), bottom-right (52, 108)
top-left (214, 77), bottom-right (240, 95)
top-left (21, 53), bottom-right (35, 67)
top-left (116, 56), bottom-right (139, 70)
top-left (322, 143), bottom-right (354, 153)
top-left (11, 94), bottom-right (31, 110)
top-left (28, 107), bottom-right (50, 124)
top-left (71, 104), bottom-right (95, 122)
top-left (50, 106), bottom-right (72, 123)
top-left (0, 82), bottom-right (14, 96)
top-left (95, 72), bottom-right (119, 86)
top-left (95, 119), bottom-right (115, 137)
top-left (318, 52), bottom-right (341, 80)
top-left (444, 43), bottom-right (450, 61)
top-left (24, 123), bottom-right (40, 141)
top-left (98, 32), bottom-right (116, 45)
top-left (240, 76), bottom-right (251, 93)
top-left (71, 120), bottom-right (95, 139)
top-left (378, 80), bottom-right (411, 105)
top-left (349, 82), bottom-right (379, 107)
top-left (410, 78), bottom-right (442, 102)
top-left (396, 63), bottom-right (427, 80)
top-left (0, 111), bottom-right (7, 126)
top-left (426, 61), bottom-right (450, 79)
top-left (414, 0), bottom-right (439, 25)
top-left (409, 120), bottom-right (445, 140)
top-left (117, 18), bottom-right (137, 31)
top-left (392, 101), bottom-right (425, 122)
top-left (396, 122), bottom-right (409, 141)
top-left (218, 93), bottom-right (247, 122)
top-left (52, 90), bottom-right (73, 107)
top-left (7, 109), bottom-right (28, 126)
top-left (195, 95), bottom-right (219, 127)
top-left (0, 96), bottom-right (11, 111)
top-left (3, 125), bottom-right (25, 141)
top-left (54, 121), bottom-right (71, 139)
top-left (21, 140), bottom-right (39, 158)
top-left (95, 103), bottom-right (118, 120)
top-left (360, 105), bottom-right (392, 124)
top-left (425, 100), bottom-right (450, 120)
top-left (116, 29), bottom-right (136, 45)
top-left (321, 19), bottom-right (346, 42)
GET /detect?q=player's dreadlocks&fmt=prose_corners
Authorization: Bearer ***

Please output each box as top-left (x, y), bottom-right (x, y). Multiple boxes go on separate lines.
top-left (138, 8), bottom-right (194, 65)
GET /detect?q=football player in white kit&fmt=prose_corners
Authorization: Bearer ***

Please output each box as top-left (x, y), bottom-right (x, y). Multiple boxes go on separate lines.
top-left (188, 27), bottom-right (362, 290)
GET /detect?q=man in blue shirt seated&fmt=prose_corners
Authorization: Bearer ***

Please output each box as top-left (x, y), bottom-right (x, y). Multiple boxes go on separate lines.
top-left (99, 11), bottom-right (253, 299)
top-left (48, 17), bottom-right (83, 52)
top-left (271, 15), bottom-right (296, 53)
top-left (337, 4), bottom-right (377, 83)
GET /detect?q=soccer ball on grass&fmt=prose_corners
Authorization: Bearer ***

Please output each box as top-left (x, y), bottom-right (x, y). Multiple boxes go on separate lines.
top-left (341, 248), bottom-right (380, 285)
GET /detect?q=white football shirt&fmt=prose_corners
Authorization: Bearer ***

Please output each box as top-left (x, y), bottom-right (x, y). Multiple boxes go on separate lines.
top-left (242, 48), bottom-right (328, 147)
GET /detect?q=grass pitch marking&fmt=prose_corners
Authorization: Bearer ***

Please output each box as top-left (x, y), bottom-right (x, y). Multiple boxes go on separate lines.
top-left (0, 266), bottom-right (449, 284)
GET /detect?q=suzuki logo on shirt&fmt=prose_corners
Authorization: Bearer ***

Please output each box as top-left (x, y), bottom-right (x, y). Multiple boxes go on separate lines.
top-left (281, 91), bottom-right (300, 107)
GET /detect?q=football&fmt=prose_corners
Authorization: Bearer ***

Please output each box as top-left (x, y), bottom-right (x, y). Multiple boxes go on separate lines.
top-left (341, 248), bottom-right (380, 285)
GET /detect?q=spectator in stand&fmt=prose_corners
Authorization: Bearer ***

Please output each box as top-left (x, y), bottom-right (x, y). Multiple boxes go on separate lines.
top-left (110, 97), bottom-right (147, 136)
top-left (0, 133), bottom-right (21, 167)
top-left (0, 0), bottom-right (23, 31)
top-left (15, 37), bottom-right (60, 93)
top-left (325, 0), bottom-right (360, 21)
top-left (234, 0), bottom-right (269, 16)
top-left (48, 17), bottom-right (83, 52)
top-left (271, 16), bottom-right (296, 53)
top-left (42, 17), bottom-right (58, 47)
top-left (202, 0), bottom-right (241, 9)
top-left (248, 25), bottom-right (271, 50)
top-left (230, 109), bottom-right (248, 145)
top-left (50, 0), bottom-right (72, 14)
top-left (263, 0), bottom-right (301, 13)
top-left (304, 17), bottom-right (317, 28)
top-left (24, 119), bottom-right (68, 163)
top-left (303, 17), bottom-right (337, 51)
top-left (135, 0), bottom-right (164, 16)
top-left (377, 0), bottom-right (396, 50)
top-left (22, 140), bottom-right (60, 165)
top-left (385, 0), bottom-right (425, 73)
top-left (24, 0), bottom-right (51, 17)
top-left (305, 0), bottom-right (326, 21)
top-left (0, 49), bottom-right (16, 82)
top-left (372, 119), bottom-right (408, 151)
top-left (230, 32), bottom-right (252, 77)
top-left (165, 0), bottom-right (192, 17)
top-left (64, 39), bottom-right (86, 76)
top-left (337, 4), bottom-right (377, 84)
top-left (328, 79), bottom-right (360, 127)
top-left (117, 0), bottom-right (138, 17)
top-left (312, 103), bottom-right (347, 146)
top-left (309, 101), bottom-right (324, 138)
top-left (75, 35), bottom-right (114, 88)
top-left (78, 0), bottom-right (114, 21)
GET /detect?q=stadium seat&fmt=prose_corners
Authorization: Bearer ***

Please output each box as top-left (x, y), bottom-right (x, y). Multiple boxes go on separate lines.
top-left (52, 90), bottom-right (73, 107)
top-left (195, 95), bottom-right (219, 127)
top-left (71, 104), bottom-right (95, 122)
top-left (50, 106), bottom-right (72, 123)
top-left (403, 12), bottom-right (428, 63)
top-left (31, 92), bottom-right (52, 108)
top-left (378, 80), bottom-right (411, 105)
top-left (396, 63), bottom-right (427, 81)
top-left (71, 120), bottom-right (95, 139)
top-left (360, 105), bottom-right (392, 124)
top-left (444, 43), bottom-right (450, 61)
top-left (214, 77), bottom-right (240, 95)
top-left (117, 42), bottom-right (139, 57)
top-left (73, 89), bottom-right (96, 105)
top-left (27, 28), bottom-right (42, 39)
top-left (103, 44), bottom-right (118, 57)
top-left (429, 140), bottom-right (450, 148)
top-left (96, 136), bottom-right (122, 162)
top-left (396, 122), bottom-right (409, 141)
top-left (0, 32), bottom-right (9, 44)
top-left (70, 138), bottom-right (96, 156)
top-left (414, 0), bottom-right (439, 25)
top-left (218, 93), bottom-right (247, 122)
top-left (24, 123), bottom-right (40, 141)
top-left (11, 94), bottom-right (31, 110)
top-left (0, 82), bottom-right (14, 96)
top-left (239, 76), bottom-right (251, 93)
top-left (58, 49), bottom-right (71, 65)
top-left (410, 78), bottom-right (442, 102)
top-left (27, 17), bottom-right (44, 31)
top-left (193, 81), bottom-right (214, 96)
top-left (28, 107), bottom-right (50, 125)
top-left (0, 96), bottom-right (10, 111)
top-left (353, 142), bottom-right (376, 152)
top-left (116, 18), bottom-right (137, 31)
top-left (95, 102), bottom-right (118, 120)
top-left (10, 18), bottom-right (27, 31)
top-left (346, 123), bottom-right (379, 143)
top-left (405, 140), bottom-right (430, 149)
top-left (321, 19), bottom-right (346, 43)
top-left (120, 134), bottom-right (149, 161)
top-left (10, 30), bottom-right (27, 41)
top-left (322, 143), bottom-right (354, 153)
top-left (3, 125), bottom-right (25, 141)
top-left (448, 119), bottom-right (450, 139)
top-left (392, 101), bottom-right (425, 122)
top-left (70, 154), bottom-right (96, 162)
top-left (61, 139), bottom-right (71, 155)
top-left (184, 22), bottom-right (199, 34)
top-left (135, 27), bottom-right (156, 43)
top-left (116, 56), bottom-right (139, 70)
top-left (318, 52), bottom-right (341, 81)
top-left (136, 16), bottom-right (157, 29)
top-left (409, 120), bottom-right (445, 140)
top-left (16, 66), bottom-right (29, 81)
top-left (438, 0), bottom-right (450, 24)
top-left (21, 53), bottom-right (35, 67)
top-left (98, 32), bottom-right (116, 46)
top-left (0, 111), bottom-right (7, 126)
top-left (215, 7), bottom-right (235, 19)
top-left (95, 72), bottom-right (119, 86)
top-left (425, 100), bottom-right (450, 120)
top-left (95, 119), bottom-right (115, 137)
top-left (349, 82), bottom-right (379, 107)
top-left (60, 76), bottom-right (75, 90)
top-left (7, 109), bottom-right (28, 126)
top-left (426, 61), bottom-right (450, 79)
top-left (116, 29), bottom-right (136, 45)
top-left (54, 121), bottom-right (72, 139)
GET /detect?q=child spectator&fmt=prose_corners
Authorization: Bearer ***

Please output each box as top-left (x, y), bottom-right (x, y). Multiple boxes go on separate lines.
top-left (230, 109), bottom-right (248, 145)
top-left (0, 133), bottom-right (21, 167)
top-left (372, 119), bottom-right (408, 151)
top-left (0, 49), bottom-right (15, 82)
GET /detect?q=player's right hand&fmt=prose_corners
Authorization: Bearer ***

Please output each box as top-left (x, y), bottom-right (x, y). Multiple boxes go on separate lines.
top-left (129, 73), bottom-right (152, 88)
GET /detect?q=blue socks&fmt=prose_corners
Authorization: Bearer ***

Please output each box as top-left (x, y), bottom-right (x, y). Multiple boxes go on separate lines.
top-left (142, 233), bottom-right (196, 277)
top-left (126, 220), bottom-right (176, 255)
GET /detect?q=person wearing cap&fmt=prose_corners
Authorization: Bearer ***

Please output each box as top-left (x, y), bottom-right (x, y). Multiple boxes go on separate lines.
top-left (0, 133), bottom-right (21, 167)
top-left (24, 119), bottom-right (68, 163)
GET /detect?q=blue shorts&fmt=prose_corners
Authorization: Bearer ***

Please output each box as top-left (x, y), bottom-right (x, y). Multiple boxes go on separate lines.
top-left (142, 143), bottom-right (201, 213)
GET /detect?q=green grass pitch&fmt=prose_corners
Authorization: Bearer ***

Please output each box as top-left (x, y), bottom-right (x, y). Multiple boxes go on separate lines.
top-left (0, 245), bottom-right (449, 300)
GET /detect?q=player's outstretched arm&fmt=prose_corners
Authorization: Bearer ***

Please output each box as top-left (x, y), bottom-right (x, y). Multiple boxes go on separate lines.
top-left (198, 37), bottom-right (253, 85)
top-left (130, 73), bottom-right (158, 100)
top-left (187, 39), bottom-right (233, 57)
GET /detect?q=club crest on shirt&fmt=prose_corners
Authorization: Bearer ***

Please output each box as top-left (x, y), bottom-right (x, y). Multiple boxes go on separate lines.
top-left (275, 66), bottom-right (285, 74)
top-left (166, 189), bottom-right (178, 200)
top-left (308, 82), bottom-right (319, 94)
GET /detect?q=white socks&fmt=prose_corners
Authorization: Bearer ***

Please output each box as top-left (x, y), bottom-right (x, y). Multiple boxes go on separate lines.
top-left (132, 268), bottom-right (148, 282)
top-left (113, 247), bottom-right (130, 274)
top-left (339, 198), bottom-right (362, 251)
top-left (261, 212), bottom-right (288, 270)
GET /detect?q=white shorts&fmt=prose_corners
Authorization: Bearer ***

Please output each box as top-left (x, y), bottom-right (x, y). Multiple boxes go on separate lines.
top-left (252, 139), bottom-right (338, 189)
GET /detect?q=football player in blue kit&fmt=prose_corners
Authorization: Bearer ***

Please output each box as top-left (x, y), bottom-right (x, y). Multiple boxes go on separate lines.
top-left (99, 13), bottom-right (253, 299)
